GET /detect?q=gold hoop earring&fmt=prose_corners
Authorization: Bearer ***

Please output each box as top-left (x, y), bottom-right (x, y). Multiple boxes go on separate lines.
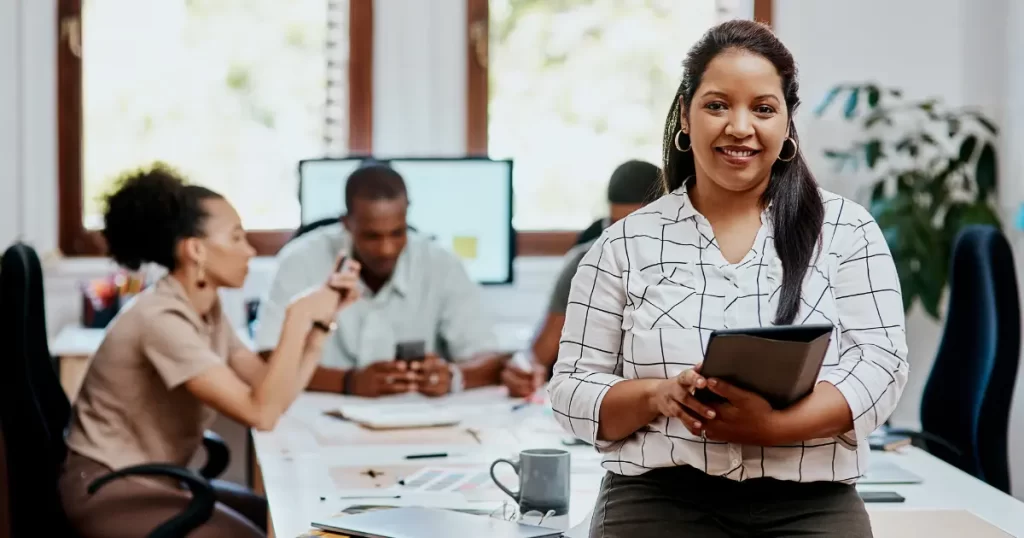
top-left (778, 137), bottom-right (798, 162)
top-left (674, 130), bottom-right (691, 152)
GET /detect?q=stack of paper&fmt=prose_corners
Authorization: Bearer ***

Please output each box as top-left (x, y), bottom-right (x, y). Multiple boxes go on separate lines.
top-left (330, 406), bottom-right (463, 430)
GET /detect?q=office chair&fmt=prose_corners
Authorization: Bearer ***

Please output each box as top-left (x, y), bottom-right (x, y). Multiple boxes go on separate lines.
top-left (291, 216), bottom-right (340, 242)
top-left (289, 214), bottom-right (422, 245)
top-left (575, 217), bottom-right (608, 247)
top-left (0, 242), bottom-right (227, 537)
top-left (887, 225), bottom-right (1021, 494)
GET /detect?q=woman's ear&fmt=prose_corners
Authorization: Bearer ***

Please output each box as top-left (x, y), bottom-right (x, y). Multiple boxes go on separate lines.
top-left (677, 97), bottom-right (689, 134)
top-left (181, 236), bottom-right (207, 267)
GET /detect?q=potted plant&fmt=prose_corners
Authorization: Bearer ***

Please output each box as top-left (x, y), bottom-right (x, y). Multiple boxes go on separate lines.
top-left (814, 83), bottom-right (1001, 320)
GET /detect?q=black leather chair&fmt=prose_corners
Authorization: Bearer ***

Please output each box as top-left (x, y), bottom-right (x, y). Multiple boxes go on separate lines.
top-left (291, 216), bottom-right (340, 242)
top-left (887, 225), bottom-right (1021, 494)
top-left (0, 242), bottom-right (228, 537)
top-left (574, 217), bottom-right (608, 247)
top-left (289, 215), bottom-right (422, 245)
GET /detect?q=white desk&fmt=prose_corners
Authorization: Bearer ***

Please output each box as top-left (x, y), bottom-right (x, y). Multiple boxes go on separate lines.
top-left (252, 389), bottom-right (1024, 538)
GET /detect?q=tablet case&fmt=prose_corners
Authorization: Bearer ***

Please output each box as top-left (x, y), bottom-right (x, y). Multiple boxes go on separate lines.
top-left (694, 324), bottom-right (832, 409)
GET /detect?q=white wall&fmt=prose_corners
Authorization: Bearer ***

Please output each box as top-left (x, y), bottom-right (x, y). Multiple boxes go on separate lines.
top-left (1, 0), bottom-right (1023, 496)
top-left (0, 0), bottom-right (57, 255)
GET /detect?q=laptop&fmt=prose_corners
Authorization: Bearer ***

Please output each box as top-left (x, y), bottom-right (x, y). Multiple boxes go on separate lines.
top-left (311, 506), bottom-right (564, 538)
top-left (860, 461), bottom-right (924, 484)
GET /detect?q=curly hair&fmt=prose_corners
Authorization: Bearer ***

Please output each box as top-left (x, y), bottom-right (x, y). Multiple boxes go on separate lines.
top-left (100, 162), bottom-right (222, 271)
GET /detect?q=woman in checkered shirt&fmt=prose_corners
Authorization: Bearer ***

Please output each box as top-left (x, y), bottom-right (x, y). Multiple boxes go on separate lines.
top-left (549, 19), bottom-right (908, 538)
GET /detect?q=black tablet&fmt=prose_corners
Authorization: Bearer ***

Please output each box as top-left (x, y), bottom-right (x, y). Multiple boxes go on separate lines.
top-left (694, 323), bottom-right (833, 409)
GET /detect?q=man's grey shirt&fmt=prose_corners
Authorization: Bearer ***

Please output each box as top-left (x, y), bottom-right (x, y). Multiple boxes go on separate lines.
top-left (546, 240), bottom-right (594, 315)
top-left (254, 223), bottom-right (498, 368)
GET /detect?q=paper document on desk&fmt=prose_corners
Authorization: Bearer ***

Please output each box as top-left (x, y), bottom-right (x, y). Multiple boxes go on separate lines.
top-left (399, 466), bottom-right (502, 498)
top-left (327, 406), bottom-right (462, 430)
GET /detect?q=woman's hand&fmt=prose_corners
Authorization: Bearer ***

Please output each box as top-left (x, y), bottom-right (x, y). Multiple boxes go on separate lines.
top-left (289, 259), bottom-right (362, 325)
top-left (701, 378), bottom-right (779, 446)
top-left (648, 365), bottom-right (719, 435)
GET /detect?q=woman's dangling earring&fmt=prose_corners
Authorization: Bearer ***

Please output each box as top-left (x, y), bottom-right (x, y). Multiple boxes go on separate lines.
top-left (674, 130), bottom-right (691, 152)
top-left (196, 262), bottom-right (207, 289)
top-left (778, 137), bottom-right (798, 162)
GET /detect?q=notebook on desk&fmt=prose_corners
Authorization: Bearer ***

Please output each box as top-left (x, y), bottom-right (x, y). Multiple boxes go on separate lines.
top-left (326, 407), bottom-right (463, 430)
top-left (311, 506), bottom-right (563, 538)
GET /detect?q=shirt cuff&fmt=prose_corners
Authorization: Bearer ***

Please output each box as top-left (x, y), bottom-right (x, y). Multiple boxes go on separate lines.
top-left (820, 373), bottom-right (871, 449)
top-left (550, 372), bottom-right (625, 450)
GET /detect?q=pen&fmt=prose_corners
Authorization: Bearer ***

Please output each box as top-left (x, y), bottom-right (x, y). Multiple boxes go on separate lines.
top-left (511, 402), bottom-right (530, 412)
top-left (405, 452), bottom-right (449, 460)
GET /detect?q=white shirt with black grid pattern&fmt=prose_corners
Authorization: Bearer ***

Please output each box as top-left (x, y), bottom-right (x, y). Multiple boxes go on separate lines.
top-left (548, 185), bottom-right (909, 483)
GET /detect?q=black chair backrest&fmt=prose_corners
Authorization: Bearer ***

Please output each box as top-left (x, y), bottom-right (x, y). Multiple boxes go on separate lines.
top-left (0, 243), bottom-right (75, 535)
top-left (291, 216), bottom-right (340, 243)
top-left (575, 218), bottom-right (608, 247)
top-left (289, 215), bottom-right (422, 245)
top-left (920, 225), bottom-right (1020, 493)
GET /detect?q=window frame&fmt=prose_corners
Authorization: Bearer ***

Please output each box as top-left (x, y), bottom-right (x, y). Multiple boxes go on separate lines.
top-left (56, 0), bottom-right (374, 257)
top-left (467, 0), bottom-right (774, 256)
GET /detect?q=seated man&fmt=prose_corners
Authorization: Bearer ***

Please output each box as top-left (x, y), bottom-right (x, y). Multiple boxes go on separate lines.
top-left (255, 163), bottom-right (506, 397)
top-left (501, 160), bottom-right (662, 396)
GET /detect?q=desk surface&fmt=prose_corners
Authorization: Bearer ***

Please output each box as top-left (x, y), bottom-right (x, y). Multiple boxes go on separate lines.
top-left (252, 388), bottom-right (1024, 538)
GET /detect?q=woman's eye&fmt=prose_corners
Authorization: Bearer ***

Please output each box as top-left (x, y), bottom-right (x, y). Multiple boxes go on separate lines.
top-left (705, 102), bottom-right (726, 111)
top-left (755, 105), bottom-right (776, 114)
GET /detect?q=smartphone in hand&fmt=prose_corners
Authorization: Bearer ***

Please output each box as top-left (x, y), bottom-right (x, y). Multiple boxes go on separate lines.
top-left (332, 255), bottom-right (350, 301)
top-left (395, 340), bottom-right (426, 362)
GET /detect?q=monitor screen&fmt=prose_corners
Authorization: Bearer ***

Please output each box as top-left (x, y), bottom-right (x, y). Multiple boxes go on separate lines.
top-left (298, 158), bottom-right (515, 285)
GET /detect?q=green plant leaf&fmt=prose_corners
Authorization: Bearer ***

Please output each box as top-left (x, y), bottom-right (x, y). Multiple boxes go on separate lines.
top-left (814, 86), bottom-right (843, 116)
top-left (870, 181), bottom-right (886, 202)
top-left (915, 99), bottom-right (940, 121)
top-left (968, 112), bottom-right (998, 134)
top-left (958, 135), bottom-right (978, 162)
top-left (844, 88), bottom-right (860, 118)
top-left (864, 110), bottom-right (892, 128)
top-left (960, 201), bottom-right (1002, 227)
top-left (864, 140), bottom-right (882, 167)
top-left (976, 142), bottom-right (997, 199)
top-left (867, 85), bottom-right (881, 108)
top-left (946, 116), bottom-right (960, 137)
top-left (823, 149), bottom-right (848, 159)
top-left (917, 263), bottom-right (944, 319)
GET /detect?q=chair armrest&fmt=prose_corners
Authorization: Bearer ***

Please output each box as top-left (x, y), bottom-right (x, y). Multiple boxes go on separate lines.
top-left (88, 464), bottom-right (215, 538)
top-left (199, 430), bottom-right (230, 479)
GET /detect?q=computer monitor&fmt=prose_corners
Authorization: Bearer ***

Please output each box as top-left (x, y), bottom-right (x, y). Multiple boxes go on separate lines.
top-left (297, 157), bottom-right (515, 285)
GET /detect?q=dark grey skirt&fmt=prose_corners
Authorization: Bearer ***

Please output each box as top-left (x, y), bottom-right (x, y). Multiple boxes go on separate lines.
top-left (589, 465), bottom-right (872, 538)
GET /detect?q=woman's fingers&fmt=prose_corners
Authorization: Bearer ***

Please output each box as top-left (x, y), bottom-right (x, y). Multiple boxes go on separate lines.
top-left (328, 272), bottom-right (359, 289)
top-left (680, 392), bottom-right (716, 420)
top-left (659, 398), bottom-right (705, 435)
top-left (677, 367), bottom-right (707, 391)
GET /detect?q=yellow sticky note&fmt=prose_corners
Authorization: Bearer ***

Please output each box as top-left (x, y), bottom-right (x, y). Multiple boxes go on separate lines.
top-left (452, 236), bottom-right (478, 260)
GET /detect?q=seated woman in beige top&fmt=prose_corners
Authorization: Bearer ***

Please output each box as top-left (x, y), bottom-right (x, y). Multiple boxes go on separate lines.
top-left (58, 164), bottom-right (360, 538)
